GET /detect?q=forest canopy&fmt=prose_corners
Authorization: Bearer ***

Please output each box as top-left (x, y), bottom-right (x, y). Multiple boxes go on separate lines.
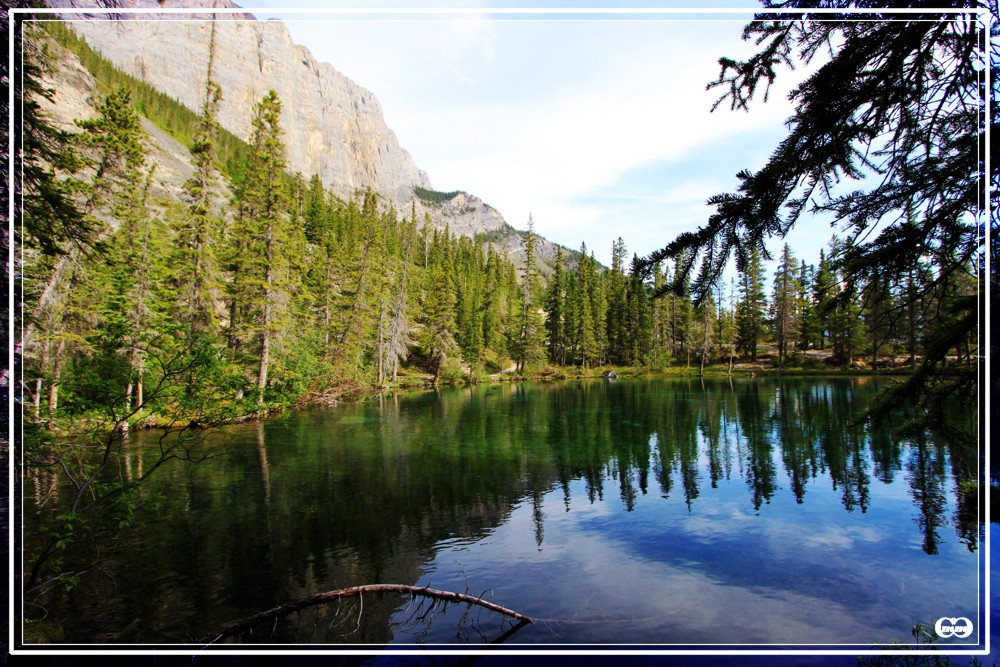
top-left (639, 1), bottom-right (990, 438)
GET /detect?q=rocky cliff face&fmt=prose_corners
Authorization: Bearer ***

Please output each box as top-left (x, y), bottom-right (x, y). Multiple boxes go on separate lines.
top-left (44, 0), bottom-right (570, 271)
top-left (52, 0), bottom-right (431, 203)
top-left (47, 0), bottom-right (254, 21)
top-left (35, 34), bottom-right (231, 220)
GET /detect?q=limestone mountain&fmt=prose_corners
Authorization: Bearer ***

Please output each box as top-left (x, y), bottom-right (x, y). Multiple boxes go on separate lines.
top-left (52, 1), bottom-right (431, 202)
top-left (45, 0), bottom-right (570, 271)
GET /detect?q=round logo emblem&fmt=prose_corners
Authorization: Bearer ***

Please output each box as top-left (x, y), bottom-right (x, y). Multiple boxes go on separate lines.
top-left (934, 617), bottom-right (974, 639)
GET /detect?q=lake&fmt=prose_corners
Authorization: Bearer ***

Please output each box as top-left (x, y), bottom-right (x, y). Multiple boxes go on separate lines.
top-left (25, 377), bottom-right (983, 650)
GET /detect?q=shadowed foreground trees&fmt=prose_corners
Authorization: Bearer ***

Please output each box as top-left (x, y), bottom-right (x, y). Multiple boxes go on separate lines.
top-left (640, 2), bottom-right (987, 440)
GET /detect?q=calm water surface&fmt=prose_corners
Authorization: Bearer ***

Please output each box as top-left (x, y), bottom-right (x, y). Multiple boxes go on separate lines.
top-left (30, 377), bottom-right (982, 648)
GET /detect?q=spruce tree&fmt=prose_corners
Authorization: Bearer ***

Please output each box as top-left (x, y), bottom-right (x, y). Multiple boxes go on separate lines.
top-left (333, 191), bottom-right (385, 376)
top-left (693, 291), bottom-right (716, 376)
top-left (302, 174), bottom-right (329, 244)
top-left (811, 247), bottom-right (837, 352)
top-left (545, 246), bottom-right (567, 365)
top-left (18, 21), bottom-right (91, 261)
top-left (173, 21), bottom-right (222, 340)
top-left (37, 88), bottom-right (148, 414)
top-left (735, 247), bottom-right (767, 362)
top-left (626, 254), bottom-right (653, 366)
top-left (422, 263), bottom-right (458, 382)
top-left (481, 243), bottom-right (503, 355)
top-left (649, 263), bottom-right (669, 368)
top-left (771, 243), bottom-right (800, 368)
top-left (514, 216), bottom-right (546, 374)
top-left (827, 239), bottom-right (865, 366)
top-left (227, 90), bottom-right (294, 406)
top-left (590, 254), bottom-right (608, 366)
top-left (575, 245), bottom-right (599, 367)
top-left (563, 271), bottom-right (582, 365)
top-left (640, 5), bottom-right (986, 432)
top-left (606, 237), bottom-right (628, 364)
top-left (381, 206), bottom-right (417, 384)
top-left (862, 270), bottom-right (897, 368)
top-left (106, 166), bottom-right (158, 421)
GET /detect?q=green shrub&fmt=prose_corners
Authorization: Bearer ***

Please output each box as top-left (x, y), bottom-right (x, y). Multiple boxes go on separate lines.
top-left (438, 360), bottom-right (466, 384)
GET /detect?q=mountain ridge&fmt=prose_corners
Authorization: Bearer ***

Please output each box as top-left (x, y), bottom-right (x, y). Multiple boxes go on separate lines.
top-left (44, 0), bottom-right (573, 271)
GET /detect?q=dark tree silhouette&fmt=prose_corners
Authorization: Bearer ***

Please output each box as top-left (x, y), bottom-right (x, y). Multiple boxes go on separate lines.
top-left (641, 1), bottom-right (991, 437)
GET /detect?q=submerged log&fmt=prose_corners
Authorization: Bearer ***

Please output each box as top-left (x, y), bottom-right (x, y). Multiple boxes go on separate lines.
top-left (201, 584), bottom-right (533, 643)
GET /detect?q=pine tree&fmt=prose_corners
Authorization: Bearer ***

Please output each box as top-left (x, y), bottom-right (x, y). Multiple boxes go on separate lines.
top-left (735, 247), bottom-right (767, 362)
top-left (545, 246), bottom-right (567, 365)
top-left (227, 90), bottom-right (294, 406)
top-left (693, 291), bottom-right (716, 376)
top-left (173, 21), bottom-right (222, 339)
top-left (514, 216), bottom-right (546, 374)
top-left (422, 263), bottom-right (457, 382)
top-left (827, 239), bottom-right (865, 366)
top-left (382, 209), bottom-right (417, 384)
top-left (575, 245), bottom-right (599, 367)
top-left (626, 254), bottom-right (653, 366)
top-left (810, 247), bottom-right (837, 352)
top-left (606, 237), bottom-right (628, 364)
top-left (641, 6), bottom-right (985, 433)
top-left (771, 243), bottom-right (800, 368)
top-left (38, 88), bottom-right (148, 414)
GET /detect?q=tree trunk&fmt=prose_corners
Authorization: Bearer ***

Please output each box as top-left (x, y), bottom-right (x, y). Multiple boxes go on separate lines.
top-left (22, 250), bottom-right (77, 351)
top-left (324, 262), bottom-right (333, 350)
top-left (228, 297), bottom-right (241, 355)
top-left (48, 337), bottom-right (66, 415)
top-left (871, 329), bottom-right (879, 369)
top-left (123, 379), bottom-right (133, 434)
top-left (377, 307), bottom-right (385, 386)
top-left (257, 309), bottom-right (271, 408)
top-left (257, 225), bottom-right (275, 407)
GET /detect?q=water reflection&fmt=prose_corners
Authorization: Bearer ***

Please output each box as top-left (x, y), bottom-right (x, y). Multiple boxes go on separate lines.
top-left (404, 377), bottom-right (978, 556)
top-left (27, 377), bottom-right (980, 644)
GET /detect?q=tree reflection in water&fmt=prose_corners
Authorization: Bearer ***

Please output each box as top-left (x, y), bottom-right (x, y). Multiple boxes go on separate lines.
top-left (27, 377), bottom-right (981, 644)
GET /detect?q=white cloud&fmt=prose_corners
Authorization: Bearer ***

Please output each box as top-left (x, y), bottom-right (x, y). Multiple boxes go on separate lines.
top-left (245, 6), bottom-right (816, 263)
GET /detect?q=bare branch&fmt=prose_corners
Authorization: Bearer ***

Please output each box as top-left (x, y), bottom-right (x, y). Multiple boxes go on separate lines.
top-left (202, 584), bottom-right (533, 644)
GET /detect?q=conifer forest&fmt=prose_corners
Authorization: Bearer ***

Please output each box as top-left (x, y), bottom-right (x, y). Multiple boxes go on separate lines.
top-left (18, 18), bottom-right (983, 427)
top-left (7, 4), bottom-right (993, 650)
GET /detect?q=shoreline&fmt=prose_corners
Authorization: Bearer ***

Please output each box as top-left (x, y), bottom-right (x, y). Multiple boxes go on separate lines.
top-left (28, 361), bottom-right (926, 437)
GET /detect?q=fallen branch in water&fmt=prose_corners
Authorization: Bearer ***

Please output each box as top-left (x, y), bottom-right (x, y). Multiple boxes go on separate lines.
top-left (201, 584), bottom-right (533, 644)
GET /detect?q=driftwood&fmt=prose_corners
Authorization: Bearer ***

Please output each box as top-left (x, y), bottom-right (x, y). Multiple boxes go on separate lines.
top-left (202, 584), bottom-right (533, 644)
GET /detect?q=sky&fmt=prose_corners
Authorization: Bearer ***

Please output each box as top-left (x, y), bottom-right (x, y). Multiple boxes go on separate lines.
top-left (234, 1), bottom-right (832, 269)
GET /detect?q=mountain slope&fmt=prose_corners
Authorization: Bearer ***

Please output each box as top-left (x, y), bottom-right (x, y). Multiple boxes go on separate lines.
top-left (55, 10), bottom-right (431, 201)
top-left (45, 0), bottom-right (574, 271)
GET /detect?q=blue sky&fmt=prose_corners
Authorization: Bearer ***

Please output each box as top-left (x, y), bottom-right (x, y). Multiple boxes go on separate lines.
top-left (235, 1), bottom-right (833, 269)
